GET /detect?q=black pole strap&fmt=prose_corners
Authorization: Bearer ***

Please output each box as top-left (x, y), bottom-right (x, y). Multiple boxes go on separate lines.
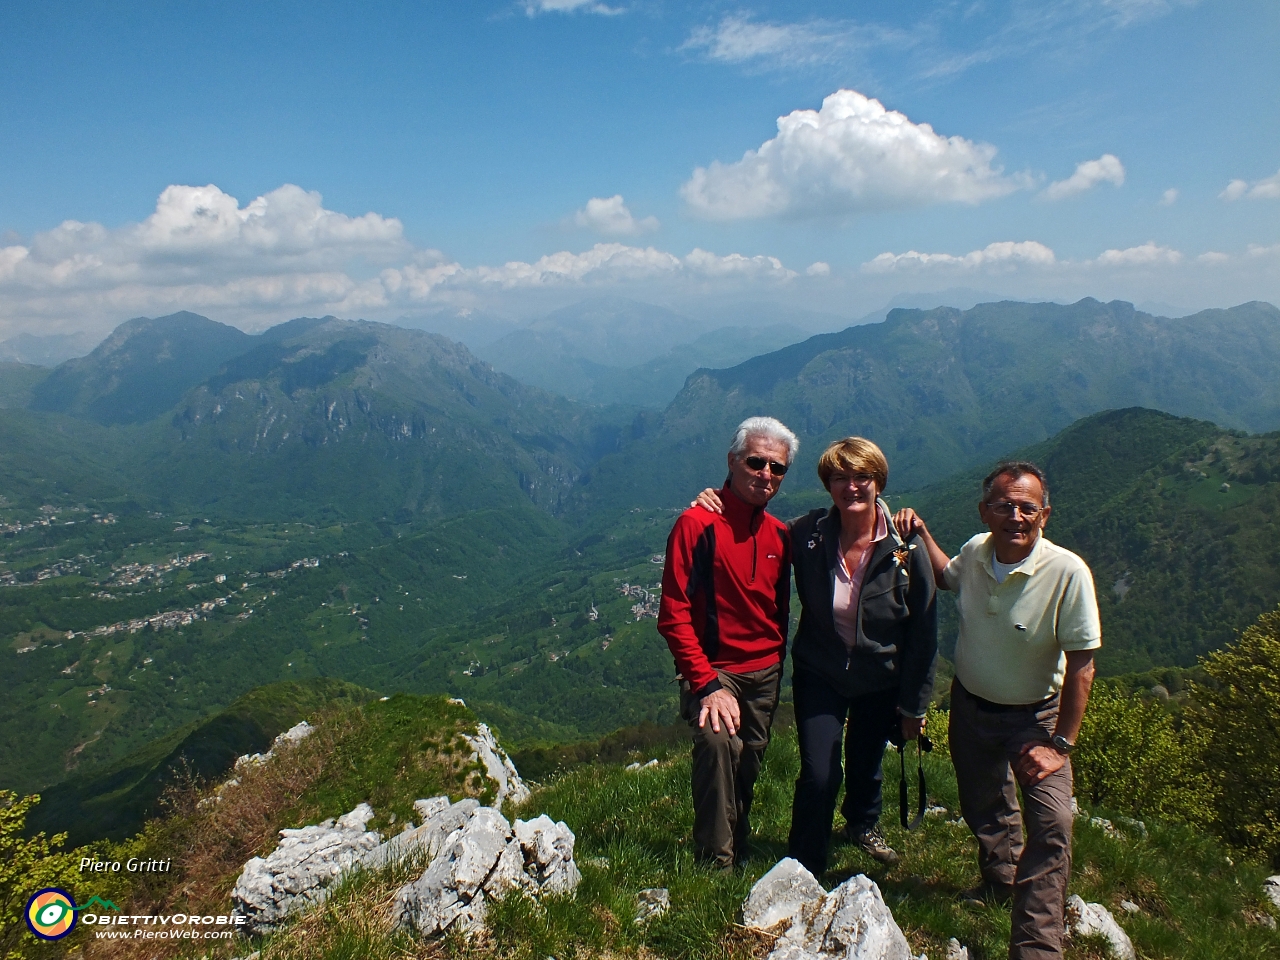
top-left (898, 734), bottom-right (932, 831)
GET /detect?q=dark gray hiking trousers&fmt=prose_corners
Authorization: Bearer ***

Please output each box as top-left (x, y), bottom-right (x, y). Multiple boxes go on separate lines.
top-left (950, 679), bottom-right (1074, 960)
top-left (679, 662), bottom-right (782, 869)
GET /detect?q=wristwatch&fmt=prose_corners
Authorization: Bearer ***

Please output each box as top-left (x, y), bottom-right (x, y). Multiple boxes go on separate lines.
top-left (1051, 734), bottom-right (1075, 755)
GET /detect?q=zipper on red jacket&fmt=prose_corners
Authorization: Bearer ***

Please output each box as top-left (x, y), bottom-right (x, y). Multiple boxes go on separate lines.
top-left (750, 506), bottom-right (761, 582)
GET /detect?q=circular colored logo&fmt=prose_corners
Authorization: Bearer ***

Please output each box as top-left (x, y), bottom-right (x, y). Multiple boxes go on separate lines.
top-left (26, 888), bottom-right (77, 940)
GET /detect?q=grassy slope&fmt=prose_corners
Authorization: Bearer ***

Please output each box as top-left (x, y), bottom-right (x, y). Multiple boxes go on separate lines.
top-left (56, 693), bottom-right (1280, 960)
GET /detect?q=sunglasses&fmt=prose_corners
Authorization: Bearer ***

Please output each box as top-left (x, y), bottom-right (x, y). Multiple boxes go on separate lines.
top-left (742, 455), bottom-right (789, 476)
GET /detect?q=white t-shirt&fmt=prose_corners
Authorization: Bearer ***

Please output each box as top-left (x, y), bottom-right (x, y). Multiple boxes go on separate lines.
top-left (991, 554), bottom-right (1032, 584)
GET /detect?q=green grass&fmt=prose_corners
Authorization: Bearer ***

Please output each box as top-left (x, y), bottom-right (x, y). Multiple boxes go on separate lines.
top-left (60, 693), bottom-right (1280, 960)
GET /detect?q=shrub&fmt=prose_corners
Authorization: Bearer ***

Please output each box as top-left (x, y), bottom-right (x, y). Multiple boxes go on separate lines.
top-left (1192, 604), bottom-right (1280, 864)
top-left (0, 792), bottom-right (80, 960)
top-left (1072, 683), bottom-right (1215, 825)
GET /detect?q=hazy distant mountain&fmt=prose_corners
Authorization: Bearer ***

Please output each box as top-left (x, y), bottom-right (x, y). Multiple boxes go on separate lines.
top-left (8, 312), bottom-right (626, 521)
top-left (393, 306), bottom-right (523, 351)
top-left (475, 297), bottom-right (810, 407)
top-left (0, 362), bottom-right (48, 408)
top-left (0, 330), bottom-right (99, 366)
top-left (574, 298), bottom-right (1280, 512)
top-left (29, 312), bottom-right (254, 424)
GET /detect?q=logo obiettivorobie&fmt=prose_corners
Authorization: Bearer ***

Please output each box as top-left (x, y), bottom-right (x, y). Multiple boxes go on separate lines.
top-left (25, 888), bottom-right (78, 940)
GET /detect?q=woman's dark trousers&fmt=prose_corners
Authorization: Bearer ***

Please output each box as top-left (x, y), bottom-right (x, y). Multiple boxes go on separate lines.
top-left (788, 668), bottom-right (899, 876)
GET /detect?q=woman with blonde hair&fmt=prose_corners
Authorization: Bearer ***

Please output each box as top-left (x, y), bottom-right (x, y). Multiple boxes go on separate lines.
top-left (695, 436), bottom-right (937, 875)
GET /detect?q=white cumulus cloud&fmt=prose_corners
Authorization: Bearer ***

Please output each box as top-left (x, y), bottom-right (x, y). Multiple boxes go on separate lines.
top-left (0, 183), bottom-right (804, 337)
top-left (1159, 188), bottom-right (1179, 206)
top-left (861, 239), bottom-right (1194, 275)
top-left (862, 241), bottom-right (1057, 273)
top-left (572, 195), bottom-right (659, 236)
top-left (1041, 154), bottom-right (1125, 201)
top-left (806, 261), bottom-right (831, 277)
top-left (1088, 241), bottom-right (1182, 266)
top-left (1220, 168), bottom-right (1280, 201)
top-left (681, 89), bottom-right (1026, 221)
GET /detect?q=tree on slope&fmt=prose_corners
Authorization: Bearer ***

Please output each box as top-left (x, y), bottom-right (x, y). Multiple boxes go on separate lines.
top-left (1193, 605), bottom-right (1280, 865)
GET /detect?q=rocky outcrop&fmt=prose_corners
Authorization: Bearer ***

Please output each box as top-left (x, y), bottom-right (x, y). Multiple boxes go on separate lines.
top-left (235, 720), bottom-right (315, 771)
top-left (393, 800), bottom-right (581, 937)
top-left (231, 795), bottom-right (582, 939)
top-left (463, 722), bottom-right (530, 808)
top-left (1066, 895), bottom-right (1136, 960)
top-left (742, 858), bottom-right (921, 960)
top-left (231, 803), bottom-right (380, 935)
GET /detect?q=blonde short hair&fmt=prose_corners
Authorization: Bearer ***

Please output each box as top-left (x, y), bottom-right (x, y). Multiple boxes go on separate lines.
top-left (817, 437), bottom-right (889, 492)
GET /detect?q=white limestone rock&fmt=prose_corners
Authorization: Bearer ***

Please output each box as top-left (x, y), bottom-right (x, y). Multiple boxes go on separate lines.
top-left (231, 802), bottom-right (380, 935)
top-left (235, 720), bottom-right (315, 771)
top-left (743, 860), bottom-right (915, 960)
top-left (634, 887), bottom-right (670, 924)
top-left (1066, 895), bottom-right (1136, 960)
top-left (394, 806), bottom-right (512, 937)
top-left (393, 805), bottom-right (582, 940)
top-left (414, 796), bottom-right (451, 823)
top-left (464, 722), bottom-right (530, 808)
top-left (364, 797), bottom-right (480, 871)
top-left (945, 938), bottom-right (970, 960)
top-left (742, 858), bottom-right (826, 931)
top-left (514, 814), bottom-right (582, 894)
top-left (1264, 876), bottom-right (1280, 911)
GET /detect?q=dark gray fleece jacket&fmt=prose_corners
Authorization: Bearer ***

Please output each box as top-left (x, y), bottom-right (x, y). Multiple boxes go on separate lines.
top-left (789, 500), bottom-right (938, 718)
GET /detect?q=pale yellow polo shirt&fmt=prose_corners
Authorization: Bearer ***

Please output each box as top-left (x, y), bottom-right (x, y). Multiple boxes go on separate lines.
top-left (945, 532), bottom-right (1101, 705)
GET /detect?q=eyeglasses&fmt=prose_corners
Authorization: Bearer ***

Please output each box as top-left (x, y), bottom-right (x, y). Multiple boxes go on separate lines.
top-left (830, 472), bottom-right (877, 486)
top-left (742, 455), bottom-right (789, 476)
top-left (986, 500), bottom-right (1044, 518)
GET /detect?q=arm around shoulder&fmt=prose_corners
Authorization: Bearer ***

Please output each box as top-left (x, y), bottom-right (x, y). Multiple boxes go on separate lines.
top-left (898, 542), bottom-right (939, 719)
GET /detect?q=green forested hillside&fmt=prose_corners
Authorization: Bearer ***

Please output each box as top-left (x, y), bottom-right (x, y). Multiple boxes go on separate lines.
top-left (0, 362), bottom-right (48, 408)
top-left (7, 314), bottom-right (628, 521)
top-left (575, 299), bottom-right (1280, 513)
top-left (25, 677), bottom-right (374, 846)
top-left (5, 300), bottom-right (1280, 813)
top-left (905, 408), bottom-right (1280, 673)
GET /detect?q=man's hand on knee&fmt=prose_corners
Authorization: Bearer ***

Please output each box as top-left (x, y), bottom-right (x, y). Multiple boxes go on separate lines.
top-left (698, 688), bottom-right (740, 736)
top-left (1014, 741), bottom-right (1066, 784)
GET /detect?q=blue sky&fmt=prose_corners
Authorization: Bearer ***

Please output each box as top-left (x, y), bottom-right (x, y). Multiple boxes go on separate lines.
top-left (1, 0), bottom-right (1278, 336)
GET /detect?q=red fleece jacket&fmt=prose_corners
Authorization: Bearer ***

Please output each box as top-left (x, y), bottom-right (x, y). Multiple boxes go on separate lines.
top-left (658, 486), bottom-right (791, 696)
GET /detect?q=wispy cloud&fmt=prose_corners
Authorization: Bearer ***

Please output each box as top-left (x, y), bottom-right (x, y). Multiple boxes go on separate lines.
top-left (571, 195), bottom-right (659, 236)
top-left (1220, 168), bottom-right (1280, 202)
top-left (682, 89), bottom-right (1027, 221)
top-left (681, 14), bottom-right (907, 71)
top-left (1041, 154), bottom-right (1125, 201)
top-left (522, 0), bottom-right (623, 15)
top-left (1159, 188), bottom-right (1179, 206)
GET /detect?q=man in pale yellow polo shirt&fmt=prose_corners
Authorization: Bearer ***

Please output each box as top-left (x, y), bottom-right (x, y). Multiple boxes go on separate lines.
top-left (895, 460), bottom-right (1100, 960)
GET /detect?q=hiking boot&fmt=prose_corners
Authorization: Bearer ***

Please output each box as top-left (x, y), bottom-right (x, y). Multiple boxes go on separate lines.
top-left (959, 882), bottom-right (1014, 908)
top-left (850, 825), bottom-right (899, 865)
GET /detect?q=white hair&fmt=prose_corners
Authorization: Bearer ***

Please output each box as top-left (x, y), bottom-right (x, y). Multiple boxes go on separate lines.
top-left (729, 416), bottom-right (799, 463)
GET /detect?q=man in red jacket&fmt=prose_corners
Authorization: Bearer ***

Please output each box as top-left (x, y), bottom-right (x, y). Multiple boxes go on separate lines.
top-left (658, 416), bottom-right (796, 870)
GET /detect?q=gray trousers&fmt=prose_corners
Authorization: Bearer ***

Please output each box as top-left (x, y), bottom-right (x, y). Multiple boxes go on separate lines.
top-left (680, 662), bottom-right (782, 868)
top-left (950, 680), bottom-right (1074, 960)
